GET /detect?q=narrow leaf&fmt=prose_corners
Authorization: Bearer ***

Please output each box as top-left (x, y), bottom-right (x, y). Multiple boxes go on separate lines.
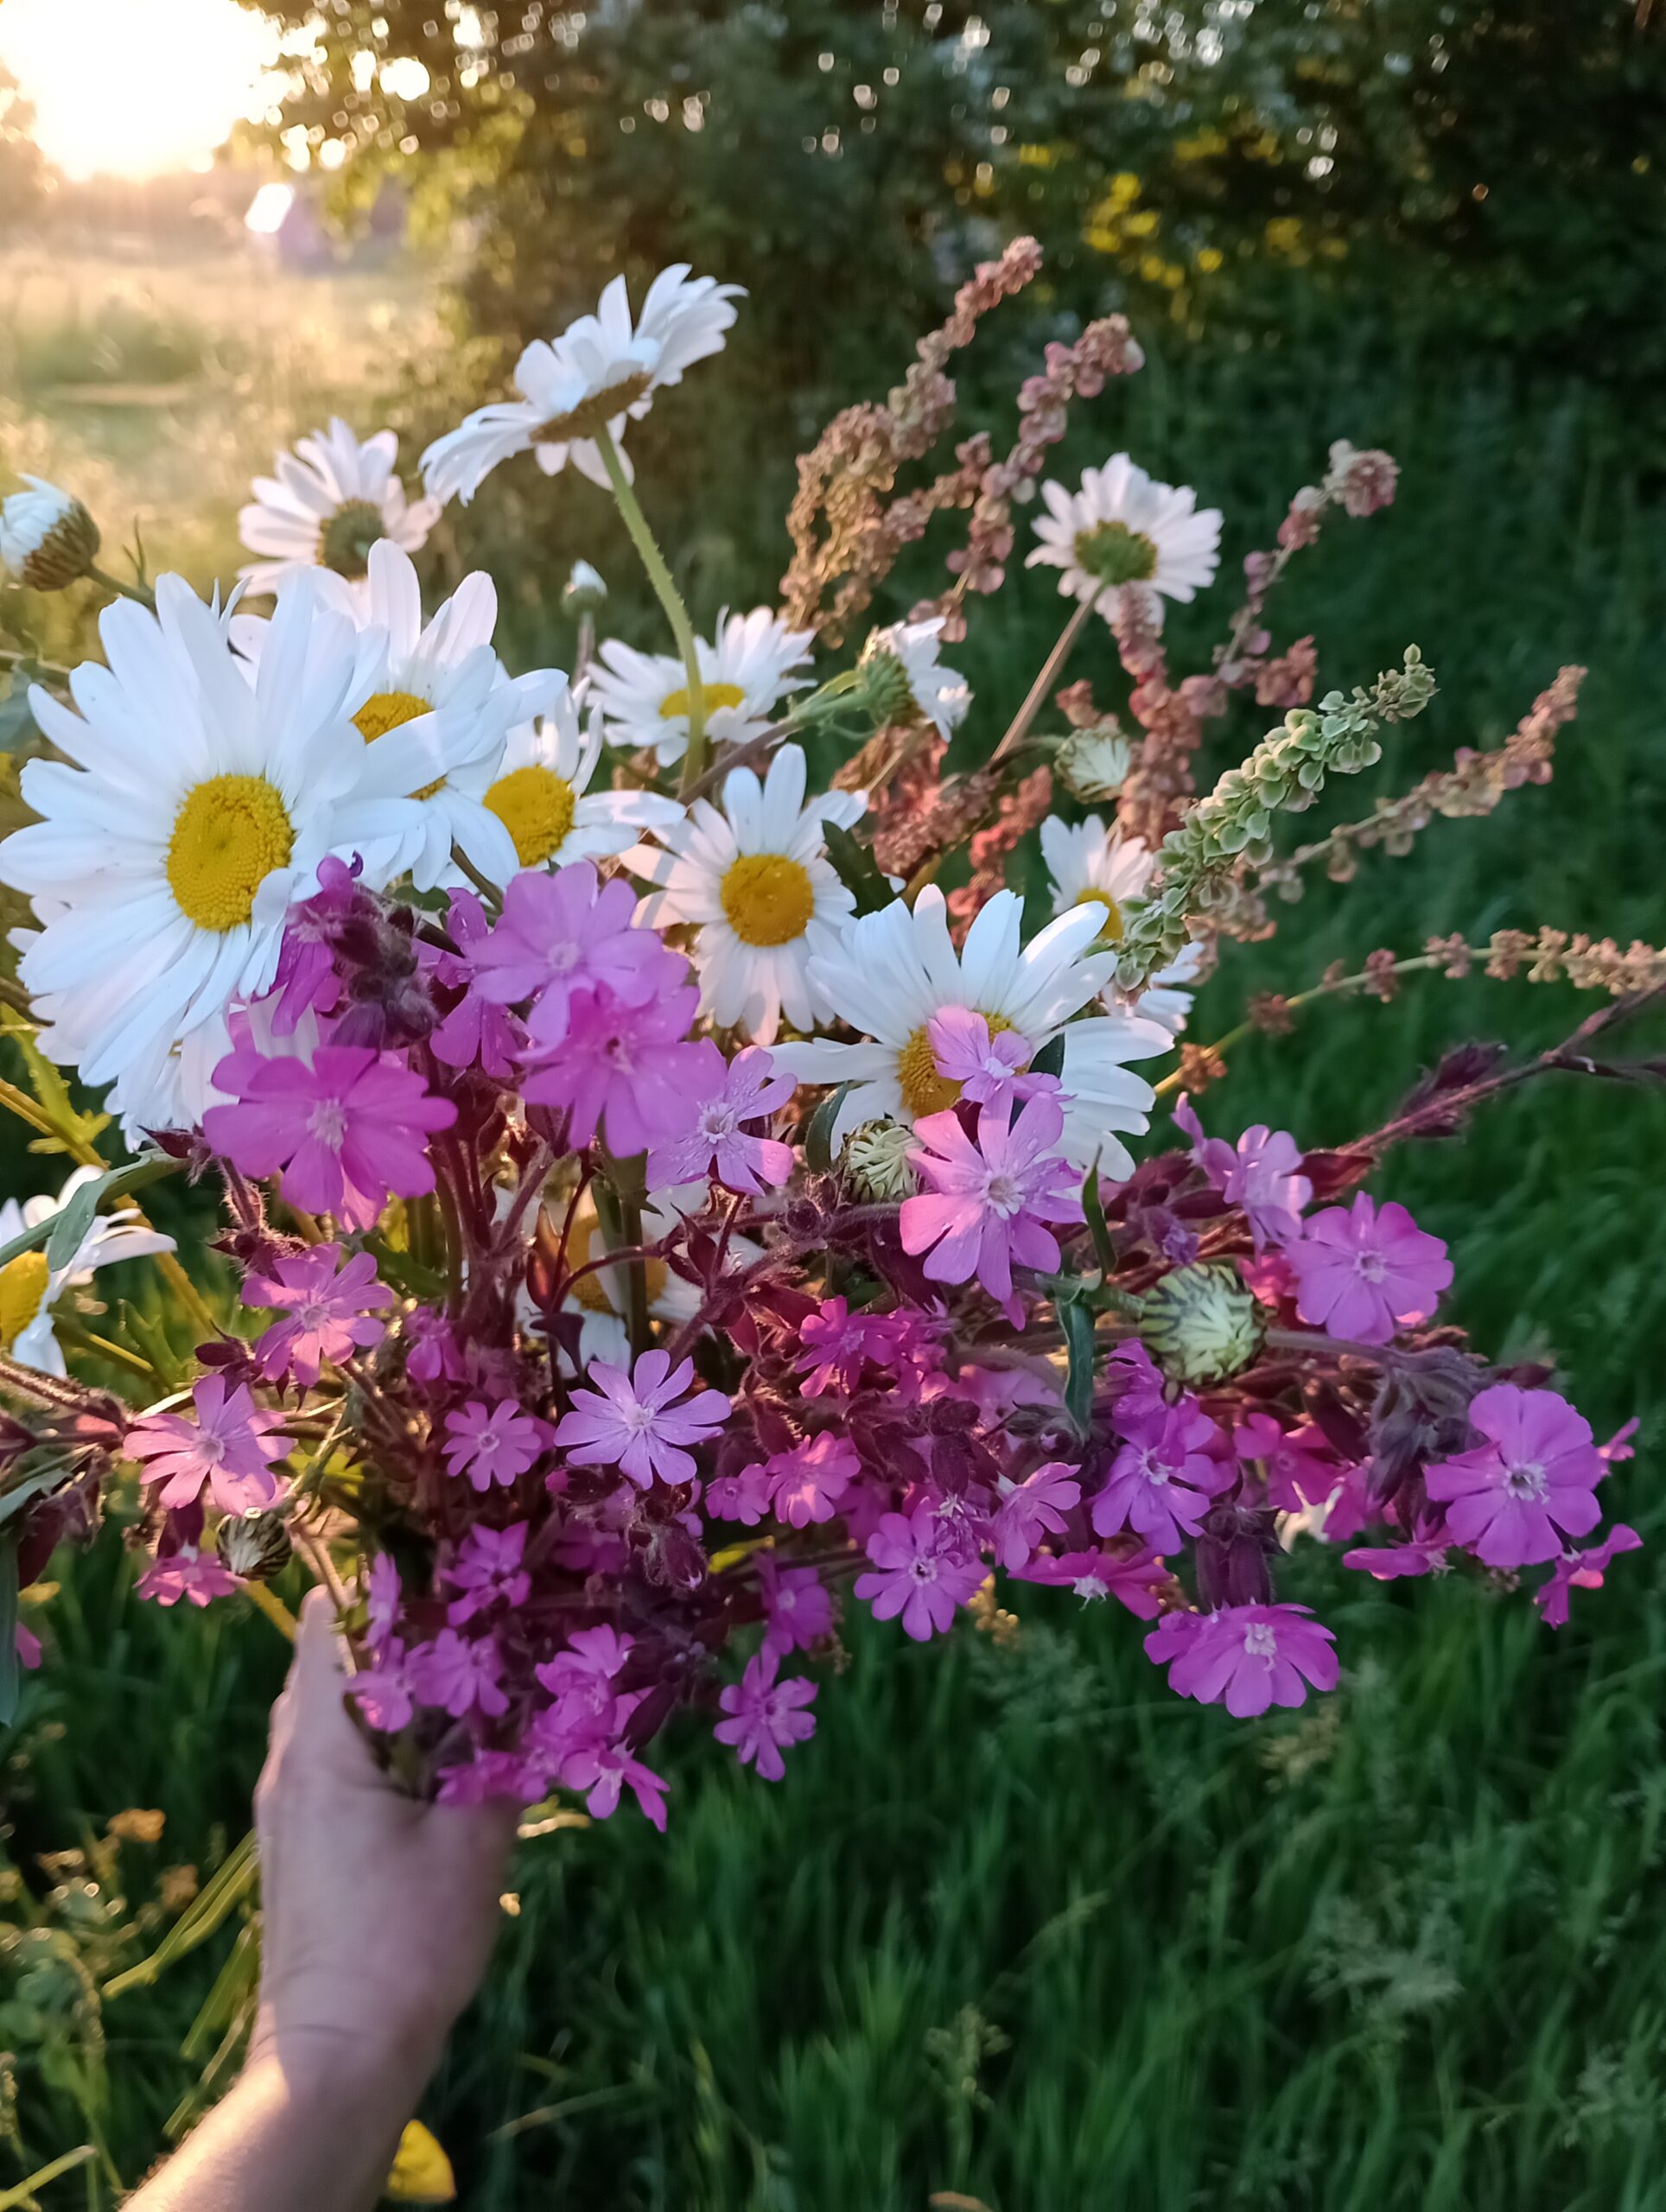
top-left (805, 1082), bottom-right (851, 1175)
top-left (43, 1155), bottom-right (179, 1272)
top-left (822, 822), bottom-right (893, 916)
top-left (1030, 1033), bottom-right (1066, 1080)
top-left (1061, 1298), bottom-right (1096, 1437)
top-left (1081, 1153), bottom-right (1116, 1278)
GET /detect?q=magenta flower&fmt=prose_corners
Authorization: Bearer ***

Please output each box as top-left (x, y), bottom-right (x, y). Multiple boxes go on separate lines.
top-left (436, 1749), bottom-right (544, 1805)
top-left (15, 1623), bottom-right (40, 1669)
top-left (520, 982), bottom-right (709, 1157)
top-left (796, 1299), bottom-right (911, 1397)
top-left (900, 1093), bottom-right (1082, 1324)
top-left (1173, 1095), bottom-right (1311, 1250)
top-left (243, 1243), bottom-right (391, 1387)
top-left (757, 1556), bottom-right (836, 1654)
top-left (445, 1521), bottom-right (531, 1624)
top-left (991, 1462), bottom-right (1083, 1571)
top-left (1091, 1399), bottom-right (1227, 1552)
top-left (1233, 1412), bottom-right (1339, 1513)
top-left (126, 1376), bottom-right (292, 1516)
top-left (1014, 1545), bottom-right (1172, 1618)
top-left (205, 1043), bottom-right (457, 1230)
top-left (135, 1547), bottom-right (245, 1609)
top-left (767, 1433), bottom-right (858, 1529)
top-left (556, 1735), bottom-right (669, 1831)
top-left (1341, 1537), bottom-right (1453, 1580)
top-left (536, 1624), bottom-right (634, 1718)
top-left (1146, 1603), bottom-right (1339, 1716)
top-left (407, 1627), bottom-right (509, 1719)
top-left (715, 1651), bottom-right (818, 1782)
top-left (352, 1650), bottom-right (415, 1733)
top-left (363, 1552), bottom-right (403, 1651)
top-left (1287, 1192), bottom-right (1453, 1344)
top-left (1425, 1382), bottom-right (1605, 1568)
top-left (1534, 1523), bottom-right (1643, 1628)
top-left (705, 1459), bottom-right (775, 1524)
top-left (854, 1505), bottom-right (985, 1641)
top-left (553, 1348), bottom-right (731, 1489)
top-left (430, 890), bottom-right (523, 1078)
top-left (926, 1007), bottom-right (1052, 1115)
top-left (646, 1042), bottom-right (797, 1195)
top-left (467, 861), bottom-right (677, 1043)
top-left (442, 1399), bottom-right (550, 1491)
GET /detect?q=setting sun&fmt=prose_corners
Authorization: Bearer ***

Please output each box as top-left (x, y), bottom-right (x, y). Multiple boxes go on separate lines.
top-left (0, 0), bottom-right (279, 181)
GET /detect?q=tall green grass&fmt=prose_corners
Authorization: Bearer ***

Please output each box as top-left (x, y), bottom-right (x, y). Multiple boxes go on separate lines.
top-left (4, 330), bottom-right (1666, 2208)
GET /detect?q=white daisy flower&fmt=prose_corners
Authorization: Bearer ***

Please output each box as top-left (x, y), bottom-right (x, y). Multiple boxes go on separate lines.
top-left (421, 264), bottom-right (743, 505)
top-left (776, 886), bottom-right (1173, 1177)
top-left (590, 607), bottom-right (814, 769)
top-left (1027, 455), bottom-right (1221, 630)
top-left (238, 419), bottom-right (441, 603)
top-left (859, 617), bottom-right (970, 737)
top-left (627, 743), bottom-right (865, 1045)
top-left (0, 573), bottom-right (414, 1115)
top-left (1116, 938), bottom-right (1205, 1040)
top-left (1040, 812), bottom-right (1157, 939)
top-left (480, 686), bottom-right (684, 879)
top-left (0, 1166), bottom-right (175, 1376)
top-left (547, 1184), bottom-right (760, 1374)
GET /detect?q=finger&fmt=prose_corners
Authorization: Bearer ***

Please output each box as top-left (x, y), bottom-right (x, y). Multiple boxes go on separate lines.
top-left (288, 1588), bottom-right (378, 1771)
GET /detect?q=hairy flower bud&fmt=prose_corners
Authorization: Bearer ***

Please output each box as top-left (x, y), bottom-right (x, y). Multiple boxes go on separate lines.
top-left (0, 478), bottom-right (99, 592)
top-left (841, 1118), bottom-right (919, 1201)
top-left (217, 1512), bottom-right (293, 1583)
top-left (1057, 722), bottom-right (1133, 802)
top-left (562, 558), bottom-right (607, 616)
top-left (1139, 1261), bottom-right (1264, 1384)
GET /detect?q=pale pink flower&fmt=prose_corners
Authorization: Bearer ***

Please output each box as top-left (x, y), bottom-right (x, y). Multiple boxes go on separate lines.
top-left (901, 1092), bottom-right (1081, 1324)
top-left (1146, 1603), bottom-right (1339, 1716)
top-left (854, 1505), bottom-right (985, 1641)
top-left (1173, 1095), bottom-right (1311, 1250)
top-left (243, 1243), bottom-right (391, 1387)
top-left (126, 1376), bottom-right (292, 1516)
top-left (1425, 1383), bottom-right (1604, 1568)
top-left (1288, 1192), bottom-right (1452, 1344)
top-left (990, 1462), bottom-right (1082, 1570)
top-left (926, 1007), bottom-right (1053, 1116)
top-left (1534, 1524), bottom-right (1643, 1628)
top-left (442, 1399), bottom-right (550, 1491)
top-left (715, 1651), bottom-right (817, 1782)
top-left (520, 982), bottom-right (708, 1156)
top-left (646, 1042), bottom-right (796, 1195)
top-left (135, 1547), bottom-right (244, 1609)
top-left (767, 1433), bottom-right (858, 1529)
top-left (553, 1348), bottom-right (731, 1490)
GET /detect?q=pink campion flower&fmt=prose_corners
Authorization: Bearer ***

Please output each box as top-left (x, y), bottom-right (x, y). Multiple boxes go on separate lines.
top-left (1173, 1095), bottom-right (1312, 1251)
top-left (406, 1627), bottom-right (510, 1719)
top-left (854, 1505), bottom-right (986, 1641)
top-left (926, 1007), bottom-right (1054, 1116)
top-left (1234, 1413), bottom-right (1339, 1514)
top-left (268, 854), bottom-right (357, 1033)
top-left (646, 1041), bottom-right (796, 1195)
top-left (901, 1092), bottom-right (1082, 1325)
top-left (990, 1462), bottom-right (1083, 1571)
top-left (556, 1735), bottom-right (669, 1831)
top-left (535, 1624), bottom-right (634, 1718)
top-left (1600, 1417), bottom-right (1640, 1465)
top-left (767, 1433), bottom-right (858, 1529)
top-left (364, 1552), bottom-right (403, 1653)
top-left (430, 890), bottom-right (523, 1078)
top-left (1534, 1523), bottom-right (1643, 1628)
top-left (1343, 1531), bottom-right (1453, 1580)
top-left (796, 1298), bottom-right (912, 1397)
top-left (136, 1547), bottom-right (245, 1609)
top-left (442, 1399), bottom-right (550, 1491)
top-left (243, 1243), bottom-right (391, 1387)
top-left (519, 982), bottom-right (708, 1156)
top-left (1425, 1383), bottom-right (1605, 1568)
top-left (1287, 1192), bottom-right (1453, 1344)
top-left (1014, 1546), bottom-right (1171, 1618)
top-left (126, 1376), bottom-right (292, 1516)
top-left (352, 1648), bottom-right (415, 1733)
top-left (705, 1459), bottom-right (775, 1524)
top-left (715, 1651), bottom-right (818, 1782)
top-left (437, 1749), bottom-right (544, 1806)
top-left (406, 1306), bottom-right (467, 1388)
top-left (757, 1556), bottom-right (836, 1654)
top-left (553, 1348), bottom-right (731, 1490)
top-left (1106, 1339), bottom-right (1167, 1432)
top-left (1092, 1399), bottom-right (1228, 1552)
top-left (467, 861), bottom-right (678, 1044)
top-left (15, 1623), bottom-right (41, 1669)
top-left (1146, 1603), bottom-right (1339, 1716)
top-left (444, 1521), bottom-right (531, 1624)
top-left (205, 1044), bottom-right (457, 1231)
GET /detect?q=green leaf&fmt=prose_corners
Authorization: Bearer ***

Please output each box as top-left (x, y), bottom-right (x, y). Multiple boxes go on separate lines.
top-left (822, 822), bottom-right (893, 916)
top-left (1031, 1033), bottom-right (1066, 1080)
top-left (0, 1459), bottom-right (73, 1532)
top-left (43, 1155), bottom-right (180, 1272)
top-left (103, 1829), bottom-right (259, 2001)
top-left (0, 1533), bottom-right (18, 1732)
top-left (804, 1082), bottom-right (851, 1176)
top-left (0, 688), bottom-right (33, 753)
top-left (1061, 1297), bottom-right (1096, 1438)
top-left (1081, 1153), bottom-right (1116, 1279)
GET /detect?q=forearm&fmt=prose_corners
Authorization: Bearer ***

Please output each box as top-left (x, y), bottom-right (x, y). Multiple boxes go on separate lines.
top-left (126, 2033), bottom-right (435, 2212)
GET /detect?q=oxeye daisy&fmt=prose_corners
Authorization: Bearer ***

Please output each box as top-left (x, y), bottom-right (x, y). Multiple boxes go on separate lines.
top-left (857, 618), bottom-right (970, 737)
top-left (480, 685), bottom-right (683, 877)
top-left (0, 1166), bottom-right (175, 1376)
top-left (627, 743), bottom-right (865, 1043)
top-left (1027, 454), bottom-right (1222, 629)
top-left (0, 573), bottom-right (404, 1117)
top-left (238, 418), bottom-right (441, 603)
top-left (776, 887), bottom-right (1172, 1177)
top-left (589, 607), bottom-right (814, 769)
top-left (1040, 812), bottom-right (1157, 942)
top-left (421, 264), bottom-right (743, 504)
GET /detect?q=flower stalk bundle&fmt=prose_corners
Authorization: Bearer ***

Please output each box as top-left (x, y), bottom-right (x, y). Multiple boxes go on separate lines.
top-left (0, 240), bottom-right (1648, 1821)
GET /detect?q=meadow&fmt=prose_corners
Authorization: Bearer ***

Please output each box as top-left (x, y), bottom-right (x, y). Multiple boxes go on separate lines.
top-left (3, 238), bottom-right (1666, 2210)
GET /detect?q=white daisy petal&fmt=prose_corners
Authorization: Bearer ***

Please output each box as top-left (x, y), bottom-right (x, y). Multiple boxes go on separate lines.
top-left (1025, 454), bottom-right (1222, 630)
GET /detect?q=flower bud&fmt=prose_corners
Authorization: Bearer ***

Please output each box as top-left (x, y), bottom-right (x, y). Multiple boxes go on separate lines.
top-left (1139, 1260), bottom-right (1264, 1384)
top-left (562, 559), bottom-right (607, 617)
top-left (840, 1118), bottom-right (919, 1202)
top-left (0, 477), bottom-right (99, 592)
top-left (218, 1511), bottom-right (293, 1584)
top-left (1057, 722), bottom-right (1133, 802)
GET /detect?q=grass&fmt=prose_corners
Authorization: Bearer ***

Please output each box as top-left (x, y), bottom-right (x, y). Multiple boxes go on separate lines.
top-left (3, 261), bottom-right (1666, 2208)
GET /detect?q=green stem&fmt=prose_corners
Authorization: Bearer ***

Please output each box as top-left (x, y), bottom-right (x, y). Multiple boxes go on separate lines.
top-left (594, 425), bottom-right (709, 797)
top-left (87, 563), bottom-right (155, 610)
top-left (591, 1173), bottom-right (652, 1357)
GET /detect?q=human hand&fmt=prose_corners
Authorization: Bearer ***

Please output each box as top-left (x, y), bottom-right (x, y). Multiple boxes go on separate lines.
top-left (251, 1590), bottom-right (517, 2099)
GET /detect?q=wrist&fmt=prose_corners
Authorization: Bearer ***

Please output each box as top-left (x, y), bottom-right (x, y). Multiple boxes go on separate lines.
top-left (246, 2007), bottom-right (444, 2121)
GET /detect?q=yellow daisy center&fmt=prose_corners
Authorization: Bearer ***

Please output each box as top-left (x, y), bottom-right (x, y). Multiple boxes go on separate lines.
top-left (167, 774), bottom-right (295, 932)
top-left (484, 765), bottom-right (577, 868)
top-left (0, 1250), bottom-right (50, 1351)
top-left (659, 680), bottom-right (747, 722)
top-left (720, 854), bottom-right (816, 947)
top-left (353, 689), bottom-right (448, 799)
top-left (897, 1012), bottom-right (1020, 1118)
top-left (1073, 887), bottom-right (1125, 942)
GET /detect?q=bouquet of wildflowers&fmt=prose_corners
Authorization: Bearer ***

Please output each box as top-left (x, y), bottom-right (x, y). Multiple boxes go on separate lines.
top-left (0, 239), bottom-right (1649, 1826)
